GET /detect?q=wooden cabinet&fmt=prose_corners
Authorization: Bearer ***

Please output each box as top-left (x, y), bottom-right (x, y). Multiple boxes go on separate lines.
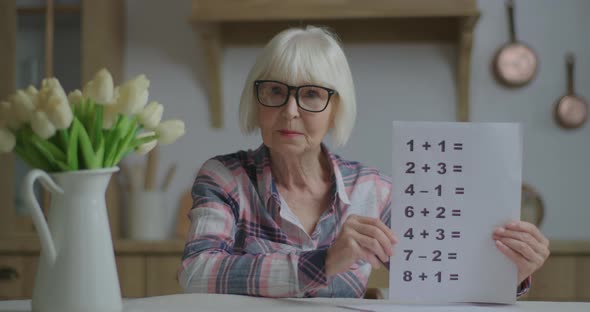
top-left (2, 239), bottom-right (590, 301)
top-left (0, 256), bottom-right (36, 299)
top-left (146, 256), bottom-right (184, 296)
top-left (366, 240), bottom-right (590, 302)
top-left (522, 255), bottom-right (590, 301)
top-left (0, 240), bottom-right (186, 299)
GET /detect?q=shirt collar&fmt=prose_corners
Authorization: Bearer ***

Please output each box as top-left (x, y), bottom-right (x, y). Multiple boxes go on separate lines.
top-left (254, 143), bottom-right (351, 210)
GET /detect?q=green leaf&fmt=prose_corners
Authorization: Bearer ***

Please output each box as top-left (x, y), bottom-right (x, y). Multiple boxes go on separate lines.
top-left (30, 133), bottom-right (67, 162)
top-left (105, 115), bottom-right (123, 147)
top-left (103, 123), bottom-right (124, 167)
top-left (104, 139), bottom-right (121, 167)
top-left (94, 104), bottom-right (103, 150)
top-left (31, 137), bottom-right (64, 171)
top-left (111, 119), bottom-right (138, 166)
top-left (59, 129), bottom-right (69, 151)
top-left (14, 145), bottom-right (42, 170)
top-left (95, 135), bottom-right (105, 168)
top-left (75, 117), bottom-right (98, 169)
top-left (67, 119), bottom-right (80, 170)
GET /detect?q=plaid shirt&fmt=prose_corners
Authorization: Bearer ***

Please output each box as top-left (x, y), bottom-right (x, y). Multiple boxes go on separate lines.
top-left (179, 144), bottom-right (391, 297)
top-left (178, 144), bottom-right (530, 298)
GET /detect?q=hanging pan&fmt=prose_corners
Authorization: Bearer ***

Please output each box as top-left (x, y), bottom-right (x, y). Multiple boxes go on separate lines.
top-left (554, 53), bottom-right (588, 129)
top-left (493, 0), bottom-right (538, 87)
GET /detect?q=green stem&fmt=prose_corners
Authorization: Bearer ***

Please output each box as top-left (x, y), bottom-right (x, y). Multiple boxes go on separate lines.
top-left (74, 117), bottom-right (98, 169)
top-left (59, 129), bottom-right (69, 151)
top-left (110, 117), bottom-right (138, 166)
top-left (94, 104), bottom-right (103, 150)
top-left (128, 135), bottom-right (157, 151)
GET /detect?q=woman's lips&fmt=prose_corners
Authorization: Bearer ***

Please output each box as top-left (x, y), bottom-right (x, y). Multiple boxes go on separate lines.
top-left (278, 130), bottom-right (303, 137)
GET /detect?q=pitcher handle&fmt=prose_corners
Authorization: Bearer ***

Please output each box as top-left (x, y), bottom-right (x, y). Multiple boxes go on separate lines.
top-left (23, 169), bottom-right (63, 265)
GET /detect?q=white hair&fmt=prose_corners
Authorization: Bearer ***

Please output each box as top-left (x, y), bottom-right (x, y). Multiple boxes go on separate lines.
top-left (238, 25), bottom-right (356, 147)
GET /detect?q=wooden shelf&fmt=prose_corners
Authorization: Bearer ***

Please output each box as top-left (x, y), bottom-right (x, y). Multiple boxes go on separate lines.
top-left (17, 5), bottom-right (81, 15)
top-left (0, 239), bottom-right (186, 255)
top-left (191, 0), bottom-right (480, 128)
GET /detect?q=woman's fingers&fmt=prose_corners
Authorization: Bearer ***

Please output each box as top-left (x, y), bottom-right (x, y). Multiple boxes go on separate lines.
top-left (496, 240), bottom-right (529, 268)
top-left (505, 221), bottom-right (549, 247)
top-left (354, 222), bottom-right (394, 257)
top-left (497, 237), bottom-right (545, 265)
top-left (493, 228), bottom-right (547, 257)
top-left (354, 215), bottom-right (397, 243)
top-left (360, 248), bottom-right (383, 268)
top-left (353, 231), bottom-right (389, 263)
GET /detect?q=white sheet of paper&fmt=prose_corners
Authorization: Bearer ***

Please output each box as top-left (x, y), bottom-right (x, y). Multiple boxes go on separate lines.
top-left (389, 121), bottom-right (522, 304)
top-left (339, 303), bottom-right (518, 312)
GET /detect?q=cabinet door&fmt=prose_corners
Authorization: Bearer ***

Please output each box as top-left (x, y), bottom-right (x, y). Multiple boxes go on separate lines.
top-left (146, 256), bottom-right (183, 296)
top-left (367, 266), bottom-right (388, 289)
top-left (116, 256), bottom-right (146, 298)
top-left (525, 256), bottom-right (577, 301)
top-left (576, 256), bottom-right (590, 301)
top-left (0, 256), bottom-right (37, 299)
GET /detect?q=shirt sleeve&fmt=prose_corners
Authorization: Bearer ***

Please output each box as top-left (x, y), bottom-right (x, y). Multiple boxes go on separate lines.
top-left (377, 173), bottom-right (393, 228)
top-left (178, 159), bottom-right (329, 298)
top-left (517, 276), bottom-right (532, 297)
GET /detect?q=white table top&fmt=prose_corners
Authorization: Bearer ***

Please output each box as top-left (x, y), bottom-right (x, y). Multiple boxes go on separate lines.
top-left (1, 294), bottom-right (589, 312)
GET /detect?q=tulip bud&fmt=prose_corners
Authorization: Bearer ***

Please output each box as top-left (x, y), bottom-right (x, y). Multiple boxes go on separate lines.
top-left (31, 111), bottom-right (56, 139)
top-left (116, 75), bottom-right (150, 115)
top-left (25, 85), bottom-right (38, 99)
top-left (156, 120), bottom-right (185, 145)
top-left (11, 90), bottom-right (36, 123)
top-left (83, 68), bottom-right (114, 105)
top-left (0, 128), bottom-right (15, 153)
top-left (37, 78), bottom-right (67, 111)
top-left (135, 131), bottom-right (158, 155)
top-left (138, 101), bottom-right (163, 130)
top-left (46, 93), bottom-right (74, 129)
top-left (68, 89), bottom-right (83, 106)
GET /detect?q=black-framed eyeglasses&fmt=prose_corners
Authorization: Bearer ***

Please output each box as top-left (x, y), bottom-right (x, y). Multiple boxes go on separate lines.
top-left (254, 80), bottom-right (336, 113)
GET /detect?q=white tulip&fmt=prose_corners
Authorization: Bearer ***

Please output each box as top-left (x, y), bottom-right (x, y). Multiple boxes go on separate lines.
top-left (68, 89), bottom-right (83, 106)
top-left (31, 111), bottom-right (56, 139)
top-left (138, 101), bottom-right (163, 130)
top-left (156, 119), bottom-right (185, 145)
top-left (0, 128), bottom-right (15, 153)
top-left (11, 90), bottom-right (36, 123)
top-left (25, 85), bottom-right (38, 99)
top-left (83, 68), bottom-right (114, 105)
top-left (116, 75), bottom-right (150, 115)
top-left (134, 131), bottom-right (158, 155)
top-left (45, 93), bottom-right (73, 129)
top-left (37, 78), bottom-right (67, 111)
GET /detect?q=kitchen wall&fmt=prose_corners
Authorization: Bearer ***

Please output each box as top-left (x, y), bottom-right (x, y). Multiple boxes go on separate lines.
top-left (124, 0), bottom-right (590, 240)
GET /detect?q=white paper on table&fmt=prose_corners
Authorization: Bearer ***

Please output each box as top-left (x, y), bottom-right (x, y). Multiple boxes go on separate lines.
top-left (339, 303), bottom-right (520, 312)
top-left (389, 121), bottom-right (522, 304)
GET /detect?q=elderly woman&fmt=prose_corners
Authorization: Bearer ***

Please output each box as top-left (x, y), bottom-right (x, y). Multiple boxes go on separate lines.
top-left (178, 26), bottom-right (549, 298)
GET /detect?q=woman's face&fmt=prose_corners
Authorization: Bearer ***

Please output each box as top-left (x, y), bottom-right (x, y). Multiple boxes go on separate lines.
top-left (258, 81), bottom-right (335, 156)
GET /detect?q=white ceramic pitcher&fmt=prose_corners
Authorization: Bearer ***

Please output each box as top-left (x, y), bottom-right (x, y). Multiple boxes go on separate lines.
top-left (24, 167), bottom-right (122, 312)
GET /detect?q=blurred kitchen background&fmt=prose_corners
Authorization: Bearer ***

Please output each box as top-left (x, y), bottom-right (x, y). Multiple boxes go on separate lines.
top-left (1, 0), bottom-right (589, 301)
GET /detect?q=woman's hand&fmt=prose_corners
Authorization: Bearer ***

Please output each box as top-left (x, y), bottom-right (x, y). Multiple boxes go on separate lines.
top-left (326, 215), bottom-right (397, 277)
top-left (493, 221), bottom-right (550, 284)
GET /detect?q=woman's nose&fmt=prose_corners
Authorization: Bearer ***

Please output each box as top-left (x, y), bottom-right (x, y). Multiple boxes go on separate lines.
top-left (282, 92), bottom-right (300, 118)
